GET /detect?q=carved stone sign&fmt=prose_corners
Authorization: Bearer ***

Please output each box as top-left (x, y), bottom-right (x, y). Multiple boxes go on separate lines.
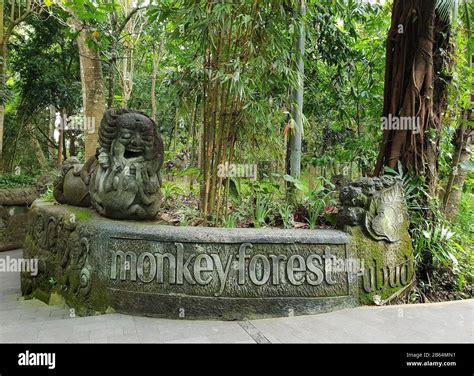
top-left (107, 240), bottom-right (351, 297)
top-left (21, 201), bottom-right (360, 319)
top-left (100, 233), bottom-right (358, 318)
top-left (22, 200), bottom-right (414, 319)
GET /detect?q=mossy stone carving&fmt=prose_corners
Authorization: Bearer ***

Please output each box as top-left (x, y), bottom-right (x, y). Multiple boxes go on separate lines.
top-left (337, 176), bottom-right (415, 304)
top-left (53, 109), bottom-right (164, 220)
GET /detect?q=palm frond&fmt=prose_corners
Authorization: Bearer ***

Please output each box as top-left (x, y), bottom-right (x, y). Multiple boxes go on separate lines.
top-left (436, 0), bottom-right (460, 24)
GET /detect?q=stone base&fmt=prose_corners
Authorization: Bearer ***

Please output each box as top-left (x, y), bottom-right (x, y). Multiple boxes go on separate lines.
top-left (22, 200), bottom-right (414, 319)
top-left (22, 201), bottom-right (359, 319)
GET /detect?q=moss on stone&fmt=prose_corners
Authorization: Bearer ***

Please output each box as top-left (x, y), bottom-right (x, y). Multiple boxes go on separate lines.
top-left (23, 233), bottom-right (35, 252)
top-left (49, 292), bottom-right (66, 306)
top-left (68, 207), bottom-right (93, 222)
top-left (87, 276), bottom-right (110, 313)
top-left (348, 222), bottom-right (414, 305)
top-left (21, 203), bottom-right (111, 317)
top-left (33, 289), bottom-right (51, 304)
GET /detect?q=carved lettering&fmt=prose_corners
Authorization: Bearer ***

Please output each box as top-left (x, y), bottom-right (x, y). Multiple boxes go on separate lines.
top-left (111, 251), bottom-right (137, 281)
top-left (109, 242), bottom-right (348, 295)
top-left (249, 254), bottom-right (270, 286)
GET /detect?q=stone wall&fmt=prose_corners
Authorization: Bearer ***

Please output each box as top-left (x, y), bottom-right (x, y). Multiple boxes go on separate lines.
top-left (21, 176), bottom-right (415, 319)
top-left (22, 201), bottom-right (358, 319)
top-left (0, 187), bottom-right (42, 252)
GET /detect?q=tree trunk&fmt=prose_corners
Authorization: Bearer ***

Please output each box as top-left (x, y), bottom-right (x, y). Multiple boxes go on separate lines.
top-left (151, 46), bottom-right (158, 122)
top-left (76, 24), bottom-right (106, 160)
top-left (0, 45), bottom-right (6, 170)
top-left (48, 105), bottom-right (56, 159)
top-left (374, 0), bottom-right (449, 198)
top-left (173, 108), bottom-right (179, 151)
top-left (0, 0), bottom-right (4, 170)
top-left (107, 51), bottom-right (115, 109)
top-left (151, 39), bottom-right (164, 122)
top-left (33, 137), bottom-right (47, 169)
top-left (69, 132), bottom-right (77, 157)
top-left (57, 109), bottom-right (65, 166)
top-left (443, 109), bottom-right (473, 219)
top-left (288, 0), bottom-right (305, 180)
top-left (120, 42), bottom-right (133, 107)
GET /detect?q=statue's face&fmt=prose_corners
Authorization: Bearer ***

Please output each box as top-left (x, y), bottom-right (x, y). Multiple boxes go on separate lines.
top-left (117, 113), bottom-right (155, 160)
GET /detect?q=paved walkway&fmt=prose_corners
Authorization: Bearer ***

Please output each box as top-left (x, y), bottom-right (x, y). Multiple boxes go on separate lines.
top-left (0, 249), bottom-right (472, 343)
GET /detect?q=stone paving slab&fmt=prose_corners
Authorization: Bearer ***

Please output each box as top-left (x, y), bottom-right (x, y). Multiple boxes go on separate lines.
top-left (0, 249), bottom-right (472, 343)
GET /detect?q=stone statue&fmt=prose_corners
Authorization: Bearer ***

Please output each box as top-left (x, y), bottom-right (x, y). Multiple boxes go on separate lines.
top-left (53, 156), bottom-right (92, 207)
top-left (336, 176), bottom-right (406, 242)
top-left (53, 109), bottom-right (164, 220)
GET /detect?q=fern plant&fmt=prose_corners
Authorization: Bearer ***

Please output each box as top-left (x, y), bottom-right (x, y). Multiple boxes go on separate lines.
top-left (161, 181), bottom-right (185, 205)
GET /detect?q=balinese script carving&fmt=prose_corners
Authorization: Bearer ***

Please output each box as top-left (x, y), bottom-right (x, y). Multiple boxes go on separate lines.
top-left (361, 256), bottom-right (412, 292)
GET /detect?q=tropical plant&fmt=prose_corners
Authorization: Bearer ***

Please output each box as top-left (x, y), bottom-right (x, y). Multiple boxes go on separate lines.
top-left (222, 214), bottom-right (238, 229)
top-left (278, 204), bottom-right (294, 229)
top-left (161, 181), bottom-right (185, 206)
top-left (253, 194), bottom-right (273, 229)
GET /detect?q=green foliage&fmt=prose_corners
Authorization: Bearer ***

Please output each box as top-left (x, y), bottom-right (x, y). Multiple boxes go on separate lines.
top-left (39, 186), bottom-right (55, 203)
top-left (278, 204), bottom-right (294, 229)
top-left (173, 166), bottom-right (200, 178)
top-left (417, 225), bottom-right (462, 268)
top-left (303, 0), bottom-right (388, 178)
top-left (283, 173), bottom-right (336, 207)
top-left (452, 193), bottom-right (474, 280)
top-left (48, 277), bottom-right (57, 288)
top-left (0, 173), bottom-right (36, 188)
top-left (222, 214), bottom-right (238, 229)
top-left (253, 194), bottom-right (273, 229)
top-left (306, 205), bottom-right (319, 230)
top-left (386, 164), bottom-right (472, 290)
top-left (161, 181), bottom-right (185, 206)
top-left (175, 205), bottom-right (201, 227)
